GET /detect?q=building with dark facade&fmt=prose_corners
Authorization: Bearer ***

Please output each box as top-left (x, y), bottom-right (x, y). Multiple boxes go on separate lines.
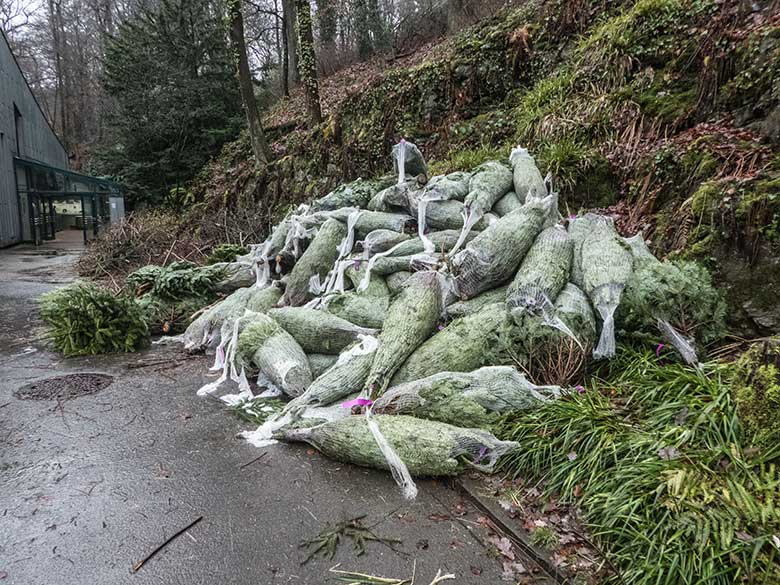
top-left (1, 28), bottom-right (123, 247)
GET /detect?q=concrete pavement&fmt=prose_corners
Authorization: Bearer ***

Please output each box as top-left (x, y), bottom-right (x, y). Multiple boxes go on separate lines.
top-left (0, 242), bottom-right (547, 584)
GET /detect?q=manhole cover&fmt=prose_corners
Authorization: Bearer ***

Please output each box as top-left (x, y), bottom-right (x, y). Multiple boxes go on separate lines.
top-left (14, 373), bottom-right (114, 400)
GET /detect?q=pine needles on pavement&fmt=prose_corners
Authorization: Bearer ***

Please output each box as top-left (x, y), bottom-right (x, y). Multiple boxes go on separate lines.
top-left (301, 515), bottom-right (403, 565)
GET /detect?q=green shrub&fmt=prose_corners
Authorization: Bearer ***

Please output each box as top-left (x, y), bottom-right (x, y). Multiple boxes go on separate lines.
top-left (136, 295), bottom-right (208, 335)
top-left (529, 526), bottom-right (559, 550)
top-left (40, 283), bottom-right (149, 356)
top-left (536, 137), bottom-right (598, 194)
top-left (148, 261), bottom-right (223, 301)
top-left (206, 243), bottom-right (247, 265)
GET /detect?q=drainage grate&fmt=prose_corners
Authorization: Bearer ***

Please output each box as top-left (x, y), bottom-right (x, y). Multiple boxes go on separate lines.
top-left (14, 373), bottom-right (114, 401)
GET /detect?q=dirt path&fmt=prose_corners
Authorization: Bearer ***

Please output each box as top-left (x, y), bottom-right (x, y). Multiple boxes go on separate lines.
top-left (0, 244), bottom-right (550, 584)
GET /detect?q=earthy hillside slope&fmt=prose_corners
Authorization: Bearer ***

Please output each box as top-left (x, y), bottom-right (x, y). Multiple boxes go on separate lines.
top-left (93, 0), bottom-right (780, 335)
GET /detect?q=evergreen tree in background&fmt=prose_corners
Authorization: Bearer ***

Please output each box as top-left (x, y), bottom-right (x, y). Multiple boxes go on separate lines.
top-left (99, 0), bottom-right (243, 206)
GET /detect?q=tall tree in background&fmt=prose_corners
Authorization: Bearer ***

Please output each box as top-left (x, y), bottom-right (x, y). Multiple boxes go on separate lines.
top-left (366, 0), bottom-right (388, 54)
top-left (294, 0), bottom-right (321, 125)
top-left (353, 0), bottom-right (371, 60)
top-left (228, 0), bottom-right (271, 164)
top-left (101, 0), bottom-right (243, 204)
top-left (447, 0), bottom-right (475, 33)
top-left (352, 0), bottom-right (388, 59)
top-left (314, 0), bottom-right (336, 72)
top-left (282, 0), bottom-right (298, 88)
top-left (5, 0), bottom-right (500, 177)
top-left (47, 0), bottom-right (68, 149)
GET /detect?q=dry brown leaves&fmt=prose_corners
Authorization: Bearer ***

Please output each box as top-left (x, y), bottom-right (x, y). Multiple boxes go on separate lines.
top-left (263, 40), bottom-right (446, 130)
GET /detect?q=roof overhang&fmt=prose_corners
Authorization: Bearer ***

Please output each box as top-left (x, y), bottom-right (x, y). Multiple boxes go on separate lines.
top-left (14, 156), bottom-right (124, 194)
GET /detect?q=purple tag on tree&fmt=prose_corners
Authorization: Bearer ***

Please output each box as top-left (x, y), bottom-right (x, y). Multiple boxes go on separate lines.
top-left (340, 398), bottom-right (373, 409)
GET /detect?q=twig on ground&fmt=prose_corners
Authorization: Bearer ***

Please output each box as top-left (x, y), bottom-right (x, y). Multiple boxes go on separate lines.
top-left (327, 562), bottom-right (454, 585)
top-left (125, 355), bottom-right (201, 369)
top-left (301, 515), bottom-right (403, 565)
top-left (131, 516), bottom-right (203, 572)
top-left (162, 239), bottom-right (178, 266)
top-left (239, 452), bottom-right (268, 470)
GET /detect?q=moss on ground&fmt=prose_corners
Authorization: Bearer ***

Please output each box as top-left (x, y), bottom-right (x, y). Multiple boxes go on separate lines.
top-left (732, 337), bottom-right (780, 455)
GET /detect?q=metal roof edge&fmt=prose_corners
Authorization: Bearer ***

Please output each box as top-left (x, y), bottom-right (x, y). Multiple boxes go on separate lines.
top-left (14, 155), bottom-right (124, 191)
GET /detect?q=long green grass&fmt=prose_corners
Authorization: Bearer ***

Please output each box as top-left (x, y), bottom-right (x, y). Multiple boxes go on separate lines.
top-left (495, 347), bottom-right (780, 584)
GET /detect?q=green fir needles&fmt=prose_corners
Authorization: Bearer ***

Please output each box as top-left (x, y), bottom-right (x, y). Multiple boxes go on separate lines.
top-left (278, 415), bottom-right (517, 476)
top-left (40, 283), bottom-right (149, 356)
top-left (375, 366), bottom-right (557, 428)
top-left (237, 313), bottom-right (312, 396)
top-left (282, 218), bottom-right (347, 306)
top-left (391, 303), bottom-right (509, 385)
top-left (506, 225), bottom-right (573, 322)
top-left (450, 198), bottom-right (547, 299)
top-left (364, 271), bottom-right (441, 397)
top-left (581, 216), bottom-right (633, 359)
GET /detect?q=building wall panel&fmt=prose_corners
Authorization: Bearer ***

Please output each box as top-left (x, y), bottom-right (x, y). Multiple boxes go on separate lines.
top-left (0, 30), bottom-right (68, 247)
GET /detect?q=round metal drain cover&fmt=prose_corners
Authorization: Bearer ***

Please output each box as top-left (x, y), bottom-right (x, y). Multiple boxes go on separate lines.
top-left (14, 373), bottom-right (114, 400)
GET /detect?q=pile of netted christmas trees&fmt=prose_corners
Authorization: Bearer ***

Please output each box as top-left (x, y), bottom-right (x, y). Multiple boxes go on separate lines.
top-left (182, 140), bottom-right (726, 498)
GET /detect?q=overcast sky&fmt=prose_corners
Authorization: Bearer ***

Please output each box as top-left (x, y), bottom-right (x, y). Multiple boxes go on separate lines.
top-left (1, 0), bottom-right (43, 36)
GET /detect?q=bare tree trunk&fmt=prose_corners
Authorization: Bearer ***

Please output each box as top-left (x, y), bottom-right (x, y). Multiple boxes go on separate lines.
top-left (366, 0), bottom-right (387, 54)
top-left (282, 0), bottom-right (298, 87)
top-left (48, 0), bottom-right (68, 149)
top-left (274, 0), bottom-right (287, 96)
top-left (73, 10), bottom-right (88, 164)
top-left (228, 0), bottom-right (271, 164)
top-left (93, 0), bottom-right (114, 143)
top-left (294, 0), bottom-right (322, 125)
top-left (315, 0), bottom-right (336, 74)
top-left (447, 0), bottom-right (473, 33)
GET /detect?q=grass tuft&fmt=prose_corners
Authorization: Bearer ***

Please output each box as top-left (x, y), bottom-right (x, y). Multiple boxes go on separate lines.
top-left (495, 346), bottom-right (780, 584)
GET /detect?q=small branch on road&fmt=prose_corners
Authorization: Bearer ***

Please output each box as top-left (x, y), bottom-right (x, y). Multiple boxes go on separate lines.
top-left (239, 451), bottom-right (268, 470)
top-left (131, 516), bottom-right (203, 573)
top-left (125, 354), bottom-right (201, 370)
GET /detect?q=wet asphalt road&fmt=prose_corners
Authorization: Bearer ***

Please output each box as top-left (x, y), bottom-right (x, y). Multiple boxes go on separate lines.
top-left (0, 242), bottom-right (515, 585)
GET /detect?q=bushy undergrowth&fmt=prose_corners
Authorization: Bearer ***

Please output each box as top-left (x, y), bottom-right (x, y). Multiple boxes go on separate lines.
top-left (495, 347), bottom-right (780, 584)
top-left (206, 243), bottom-right (247, 264)
top-left (79, 207), bottom-right (269, 287)
top-left (39, 283), bottom-right (149, 356)
top-left (77, 210), bottom-right (189, 282)
top-left (127, 261), bottom-right (224, 334)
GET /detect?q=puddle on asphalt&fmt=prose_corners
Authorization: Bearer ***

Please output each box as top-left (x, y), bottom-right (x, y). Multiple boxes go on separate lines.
top-left (14, 373), bottom-right (114, 400)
